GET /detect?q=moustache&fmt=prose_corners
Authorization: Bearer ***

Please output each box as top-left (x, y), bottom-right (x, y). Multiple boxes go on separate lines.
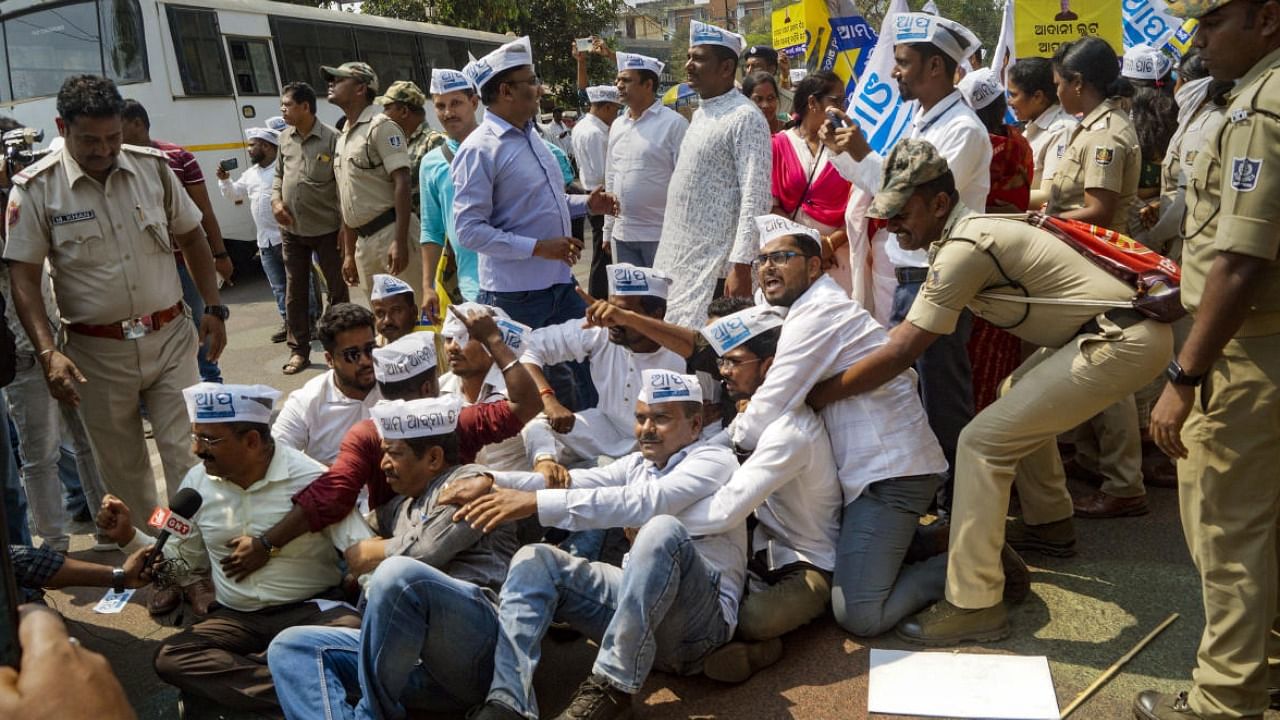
top-left (197, 452), bottom-right (215, 462)
top-left (639, 434), bottom-right (661, 444)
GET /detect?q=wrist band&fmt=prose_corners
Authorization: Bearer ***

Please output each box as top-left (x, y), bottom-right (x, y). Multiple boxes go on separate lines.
top-left (500, 358), bottom-right (519, 373)
top-left (39, 348), bottom-right (54, 357)
top-left (539, 387), bottom-right (557, 398)
top-left (212, 251), bottom-right (230, 259)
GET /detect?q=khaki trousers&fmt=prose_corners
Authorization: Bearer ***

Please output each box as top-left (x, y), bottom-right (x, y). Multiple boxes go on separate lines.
top-left (737, 563), bottom-right (832, 642)
top-left (946, 318), bottom-right (1171, 608)
top-left (1182, 332), bottom-right (1280, 719)
top-left (350, 216), bottom-right (423, 309)
top-left (63, 313), bottom-right (199, 520)
top-left (1071, 396), bottom-right (1147, 498)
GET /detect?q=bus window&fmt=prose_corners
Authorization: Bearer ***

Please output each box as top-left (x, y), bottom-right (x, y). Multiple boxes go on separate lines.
top-left (227, 38), bottom-right (277, 96)
top-left (467, 41), bottom-right (501, 64)
top-left (447, 39), bottom-right (469, 68)
top-left (354, 29), bottom-right (422, 89)
top-left (419, 35), bottom-right (453, 72)
top-left (167, 6), bottom-right (233, 95)
top-left (6, 1), bottom-right (104, 100)
top-left (269, 17), bottom-right (356, 91)
top-left (100, 0), bottom-right (146, 85)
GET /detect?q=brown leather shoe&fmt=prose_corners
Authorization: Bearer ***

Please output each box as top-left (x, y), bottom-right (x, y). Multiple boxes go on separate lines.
top-left (1133, 690), bottom-right (1202, 719)
top-left (1062, 457), bottom-right (1106, 486)
top-left (184, 576), bottom-right (217, 617)
top-left (905, 520), bottom-right (950, 564)
top-left (148, 585), bottom-right (182, 615)
top-left (1142, 447), bottom-right (1178, 489)
top-left (895, 600), bottom-right (1009, 647)
top-left (1006, 517), bottom-right (1077, 557)
top-left (1001, 543), bottom-right (1031, 604)
top-left (1074, 490), bottom-right (1149, 519)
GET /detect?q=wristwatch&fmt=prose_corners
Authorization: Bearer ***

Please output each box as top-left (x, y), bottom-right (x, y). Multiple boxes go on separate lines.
top-left (534, 453), bottom-right (557, 465)
top-left (204, 304), bottom-right (230, 321)
top-left (256, 534), bottom-right (281, 558)
top-left (111, 567), bottom-right (125, 594)
top-left (1165, 360), bottom-right (1205, 387)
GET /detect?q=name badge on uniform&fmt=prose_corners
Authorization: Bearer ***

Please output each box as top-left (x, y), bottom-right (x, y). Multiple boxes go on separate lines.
top-left (1093, 146), bottom-right (1115, 167)
top-left (319, 154), bottom-right (331, 163)
top-left (1230, 157), bottom-right (1262, 192)
top-left (1230, 108), bottom-right (1250, 124)
top-left (51, 210), bottom-right (95, 225)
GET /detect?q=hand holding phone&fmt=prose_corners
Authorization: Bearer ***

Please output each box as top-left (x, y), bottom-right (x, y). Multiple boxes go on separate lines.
top-left (218, 157), bottom-right (238, 172)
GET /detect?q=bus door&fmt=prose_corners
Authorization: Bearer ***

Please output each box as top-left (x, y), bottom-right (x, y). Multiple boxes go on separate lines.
top-left (222, 35), bottom-right (283, 146)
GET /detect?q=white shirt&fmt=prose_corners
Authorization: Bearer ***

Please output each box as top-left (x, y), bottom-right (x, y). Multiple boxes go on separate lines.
top-left (272, 371), bottom-right (382, 466)
top-left (541, 120), bottom-right (575, 158)
top-left (571, 113), bottom-right (611, 189)
top-left (831, 90), bottom-right (992, 268)
top-left (682, 409), bottom-right (842, 572)
top-left (1024, 103), bottom-right (1078, 194)
top-left (494, 441), bottom-right (747, 631)
top-left (732, 275), bottom-right (947, 503)
top-left (156, 446), bottom-right (373, 612)
top-left (602, 100), bottom-right (688, 244)
top-left (218, 161), bottom-right (281, 249)
top-left (439, 367), bottom-right (557, 470)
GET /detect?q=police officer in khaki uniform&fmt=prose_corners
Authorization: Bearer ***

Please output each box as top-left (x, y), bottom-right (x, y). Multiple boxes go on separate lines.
top-left (1136, 0), bottom-right (1280, 716)
top-left (2, 74), bottom-right (228, 524)
top-left (375, 80), bottom-right (445, 216)
top-left (1043, 37), bottom-right (1151, 521)
top-left (806, 139), bottom-right (1173, 644)
top-left (323, 62), bottom-right (424, 309)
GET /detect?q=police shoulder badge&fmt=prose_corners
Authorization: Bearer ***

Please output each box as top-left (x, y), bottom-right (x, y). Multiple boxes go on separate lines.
top-left (6, 200), bottom-right (17, 227)
top-left (1230, 157), bottom-right (1262, 192)
top-left (1093, 146), bottom-right (1115, 167)
top-left (388, 135), bottom-right (403, 149)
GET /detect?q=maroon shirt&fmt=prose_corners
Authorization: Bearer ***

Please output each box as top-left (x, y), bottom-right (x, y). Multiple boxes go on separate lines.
top-left (292, 400), bottom-right (525, 531)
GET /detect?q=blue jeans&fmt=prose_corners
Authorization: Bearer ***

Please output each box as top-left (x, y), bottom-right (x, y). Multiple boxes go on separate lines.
top-left (477, 283), bottom-right (597, 411)
top-left (177, 260), bottom-right (221, 383)
top-left (488, 517), bottom-right (731, 718)
top-left (891, 280), bottom-right (973, 510)
top-left (832, 474), bottom-right (946, 636)
top-left (269, 558), bottom-right (498, 720)
top-left (611, 240), bottom-right (658, 267)
top-left (259, 244), bottom-right (288, 318)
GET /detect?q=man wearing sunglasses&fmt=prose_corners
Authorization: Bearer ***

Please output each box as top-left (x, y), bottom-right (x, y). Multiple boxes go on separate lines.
top-left (272, 303), bottom-right (381, 466)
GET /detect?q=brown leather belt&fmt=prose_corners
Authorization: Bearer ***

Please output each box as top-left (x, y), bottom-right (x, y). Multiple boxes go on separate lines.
top-left (356, 208), bottom-right (396, 238)
top-left (68, 302), bottom-right (184, 340)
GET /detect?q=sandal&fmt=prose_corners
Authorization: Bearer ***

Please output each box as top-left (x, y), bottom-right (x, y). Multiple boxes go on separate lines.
top-left (282, 354), bottom-right (311, 375)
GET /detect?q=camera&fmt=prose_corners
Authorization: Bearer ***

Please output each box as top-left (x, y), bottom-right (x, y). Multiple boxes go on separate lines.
top-left (2, 127), bottom-right (48, 179)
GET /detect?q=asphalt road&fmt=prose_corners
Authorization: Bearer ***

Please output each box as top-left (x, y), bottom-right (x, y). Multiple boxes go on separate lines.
top-left (37, 253), bottom-right (1267, 720)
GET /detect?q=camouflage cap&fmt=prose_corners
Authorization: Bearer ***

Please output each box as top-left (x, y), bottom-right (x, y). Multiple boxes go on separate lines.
top-left (320, 62), bottom-right (380, 91)
top-left (1166, 0), bottom-right (1233, 18)
top-left (375, 80), bottom-right (426, 109)
top-left (868, 139), bottom-right (952, 220)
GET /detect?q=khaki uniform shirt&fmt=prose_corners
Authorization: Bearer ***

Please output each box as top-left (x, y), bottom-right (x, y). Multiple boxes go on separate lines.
top-left (1181, 47), bottom-right (1280, 337)
top-left (3, 146), bottom-right (201, 326)
top-left (334, 105), bottom-right (410, 229)
top-left (1047, 100), bottom-right (1141, 231)
top-left (272, 120), bottom-right (342, 237)
top-left (405, 122), bottom-right (445, 216)
top-left (908, 208), bottom-right (1136, 349)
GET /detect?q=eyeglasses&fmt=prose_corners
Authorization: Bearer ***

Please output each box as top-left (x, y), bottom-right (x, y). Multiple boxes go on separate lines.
top-left (751, 250), bottom-right (804, 269)
top-left (190, 432), bottom-right (231, 448)
top-left (339, 342), bottom-right (377, 364)
top-left (716, 356), bottom-right (761, 371)
top-left (504, 74), bottom-right (541, 88)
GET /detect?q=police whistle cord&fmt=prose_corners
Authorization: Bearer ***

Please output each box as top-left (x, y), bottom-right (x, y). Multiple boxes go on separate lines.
top-left (1059, 612), bottom-right (1179, 719)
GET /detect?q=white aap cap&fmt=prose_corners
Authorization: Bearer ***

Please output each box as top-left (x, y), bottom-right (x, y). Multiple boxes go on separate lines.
top-left (700, 305), bottom-right (786, 356)
top-left (370, 397), bottom-right (461, 441)
top-left (957, 67), bottom-right (1004, 110)
top-left (440, 303), bottom-right (529, 355)
top-left (183, 382), bottom-right (281, 425)
top-left (373, 332), bottom-right (438, 383)
top-left (245, 127), bottom-right (279, 145)
top-left (265, 116), bottom-right (288, 133)
top-left (638, 369), bottom-right (703, 405)
top-left (586, 85), bottom-right (622, 105)
top-left (754, 213), bottom-right (821, 249)
top-left (616, 51), bottom-right (665, 75)
top-left (1122, 44), bottom-right (1174, 81)
top-left (370, 274), bottom-right (415, 302)
top-left (431, 68), bottom-right (474, 95)
top-left (607, 264), bottom-right (672, 299)
top-left (463, 36), bottom-right (534, 91)
top-left (696, 370), bottom-right (723, 404)
top-left (892, 13), bottom-right (982, 65)
top-left (690, 20), bottom-right (746, 56)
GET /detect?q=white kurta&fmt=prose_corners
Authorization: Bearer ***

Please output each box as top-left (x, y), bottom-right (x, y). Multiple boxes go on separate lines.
top-left (653, 90), bottom-right (773, 327)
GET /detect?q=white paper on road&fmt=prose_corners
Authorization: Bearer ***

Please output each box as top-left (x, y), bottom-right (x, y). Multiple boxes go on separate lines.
top-left (93, 588), bottom-right (136, 614)
top-left (868, 648), bottom-right (1060, 719)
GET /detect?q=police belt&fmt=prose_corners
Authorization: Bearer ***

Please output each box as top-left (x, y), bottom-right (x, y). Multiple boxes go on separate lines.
top-left (894, 267), bottom-right (929, 284)
top-left (356, 208), bottom-right (396, 239)
top-left (67, 302), bottom-right (184, 341)
top-left (1077, 307), bottom-right (1148, 336)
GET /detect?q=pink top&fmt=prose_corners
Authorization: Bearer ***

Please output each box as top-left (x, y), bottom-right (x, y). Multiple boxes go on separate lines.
top-left (771, 129), bottom-right (851, 228)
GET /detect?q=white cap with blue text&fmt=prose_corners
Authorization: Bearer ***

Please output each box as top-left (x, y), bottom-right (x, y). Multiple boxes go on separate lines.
top-left (183, 382), bottom-right (281, 425)
top-left (638, 369), bottom-right (703, 405)
top-left (245, 127), bottom-right (279, 146)
top-left (1122, 44), bottom-right (1174, 81)
top-left (892, 13), bottom-right (981, 65)
top-left (607, 264), bottom-right (671, 299)
top-left (370, 273), bottom-right (415, 302)
top-left (615, 51), bottom-right (665, 76)
top-left (463, 36), bottom-right (534, 90)
top-left (431, 68), bottom-right (474, 95)
top-left (689, 20), bottom-right (746, 56)
top-left (754, 213), bottom-right (821, 249)
top-left (373, 332), bottom-right (438, 383)
top-left (700, 305), bottom-right (786, 356)
top-left (586, 85), bottom-right (623, 105)
top-left (371, 397), bottom-right (461, 440)
top-left (441, 302), bottom-right (529, 355)
top-left (265, 116), bottom-right (287, 133)
top-left (957, 67), bottom-right (1004, 110)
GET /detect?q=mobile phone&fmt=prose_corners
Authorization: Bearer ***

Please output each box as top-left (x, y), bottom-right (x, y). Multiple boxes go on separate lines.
top-left (575, 37), bottom-right (594, 53)
top-left (826, 110), bottom-right (850, 131)
top-left (0, 492), bottom-right (22, 668)
top-left (219, 157), bottom-right (238, 172)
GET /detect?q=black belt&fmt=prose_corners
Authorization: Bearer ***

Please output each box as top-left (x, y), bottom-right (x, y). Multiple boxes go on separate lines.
top-left (895, 266), bottom-right (929, 284)
top-left (1078, 307), bottom-right (1148, 336)
top-left (356, 208), bottom-right (396, 238)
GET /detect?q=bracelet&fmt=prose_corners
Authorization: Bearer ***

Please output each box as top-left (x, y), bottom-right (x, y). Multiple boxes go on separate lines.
top-left (539, 387), bottom-right (557, 398)
top-left (500, 358), bottom-right (519, 373)
top-left (38, 348), bottom-right (54, 358)
top-left (212, 251), bottom-right (230, 259)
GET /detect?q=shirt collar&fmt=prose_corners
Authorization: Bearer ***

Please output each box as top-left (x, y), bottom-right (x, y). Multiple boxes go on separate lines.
top-left (346, 104), bottom-right (380, 133)
top-left (322, 370), bottom-right (363, 406)
top-left (1230, 46), bottom-right (1280, 101)
top-left (210, 446), bottom-right (292, 492)
top-left (62, 146), bottom-right (136, 188)
top-left (928, 204), bottom-right (973, 262)
top-left (628, 99), bottom-right (665, 122)
top-left (1079, 99), bottom-right (1116, 130)
top-left (1031, 103), bottom-right (1065, 131)
top-left (484, 111), bottom-right (527, 138)
top-left (641, 442), bottom-right (697, 477)
top-left (915, 90), bottom-right (965, 129)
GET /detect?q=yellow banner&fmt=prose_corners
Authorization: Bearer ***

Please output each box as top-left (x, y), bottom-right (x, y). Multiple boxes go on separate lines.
top-left (771, 2), bottom-right (809, 53)
top-left (1014, 0), bottom-right (1123, 58)
top-left (771, 0), bottom-right (876, 95)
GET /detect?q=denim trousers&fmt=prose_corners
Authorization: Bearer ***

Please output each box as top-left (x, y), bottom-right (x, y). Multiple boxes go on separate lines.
top-left (832, 474), bottom-right (947, 637)
top-left (611, 240), bottom-right (658, 268)
top-left (258, 243), bottom-right (288, 318)
top-left (477, 283), bottom-right (597, 410)
top-left (269, 557), bottom-right (499, 720)
top-left (488, 516), bottom-right (731, 719)
top-left (177, 260), bottom-right (221, 383)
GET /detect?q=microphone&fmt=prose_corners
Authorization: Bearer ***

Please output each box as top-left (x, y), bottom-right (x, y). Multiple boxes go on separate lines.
top-left (142, 488), bottom-right (203, 575)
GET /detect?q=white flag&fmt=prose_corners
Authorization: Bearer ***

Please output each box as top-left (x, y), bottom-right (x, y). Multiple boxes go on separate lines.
top-left (845, 0), bottom-right (913, 155)
top-left (922, 0), bottom-right (939, 14)
top-left (990, 0), bottom-right (1016, 84)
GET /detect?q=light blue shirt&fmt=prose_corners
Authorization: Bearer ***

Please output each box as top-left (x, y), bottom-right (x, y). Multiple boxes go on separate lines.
top-left (452, 112), bottom-right (588, 293)
top-left (419, 138), bottom-right (479, 301)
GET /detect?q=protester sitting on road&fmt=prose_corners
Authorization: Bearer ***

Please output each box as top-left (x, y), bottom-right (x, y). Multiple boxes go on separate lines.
top-left (369, 273), bottom-right (420, 345)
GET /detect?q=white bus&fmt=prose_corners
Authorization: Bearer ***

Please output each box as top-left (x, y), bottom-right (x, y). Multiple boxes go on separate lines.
top-left (0, 0), bottom-right (507, 243)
